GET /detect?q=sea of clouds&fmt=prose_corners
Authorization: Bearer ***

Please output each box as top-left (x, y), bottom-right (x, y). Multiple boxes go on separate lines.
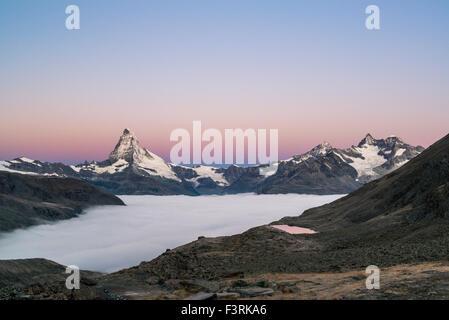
top-left (0, 194), bottom-right (342, 272)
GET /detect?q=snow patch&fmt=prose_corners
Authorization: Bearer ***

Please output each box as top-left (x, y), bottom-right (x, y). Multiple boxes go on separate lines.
top-left (74, 159), bottom-right (129, 175)
top-left (395, 160), bottom-right (409, 168)
top-left (395, 148), bottom-right (406, 157)
top-left (0, 161), bottom-right (53, 176)
top-left (18, 157), bottom-right (35, 163)
top-left (137, 151), bottom-right (181, 182)
top-left (345, 145), bottom-right (386, 177)
top-left (188, 166), bottom-right (229, 186)
top-left (259, 162), bottom-right (279, 177)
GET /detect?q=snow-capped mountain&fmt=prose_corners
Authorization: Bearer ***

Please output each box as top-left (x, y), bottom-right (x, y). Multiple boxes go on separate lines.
top-left (70, 128), bottom-right (181, 182)
top-left (0, 130), bottom-right (424, 195)
top-left (0, 129), bottom-right (243, 195)
top-left (335, 134), bottom-right (423, 182)
top-left (0, 157), bottom-right (74, 176)
top-left (258, 134), bottom-right (424, 194)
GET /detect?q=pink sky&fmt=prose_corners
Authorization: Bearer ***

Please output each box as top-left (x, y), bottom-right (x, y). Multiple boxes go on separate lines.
top-left (0, 115), bottom-right (446, 164)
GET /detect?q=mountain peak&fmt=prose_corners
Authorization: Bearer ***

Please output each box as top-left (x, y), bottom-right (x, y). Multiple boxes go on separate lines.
top-left (122, 128), bottom-right (132, 135)
top-left (385, 135), bottom-right (404, 144)
top-left (109, 129), bottom-right (153, 163)
top-left (320, 141), bottom-right (332, 148)
top-left (358, 133), bottom-right (376, 147)
top-left (364, 133), bottom-right (375, 141)
top-left (308, 141), bottom-right (333, 156)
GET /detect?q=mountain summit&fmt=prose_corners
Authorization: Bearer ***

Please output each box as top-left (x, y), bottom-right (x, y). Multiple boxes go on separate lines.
top-left (308, 142), bottom-right (333, 157)
top-left (109, 128), bottom-right (154, 164)
top-left (358, 133), bottom-right (376, 146)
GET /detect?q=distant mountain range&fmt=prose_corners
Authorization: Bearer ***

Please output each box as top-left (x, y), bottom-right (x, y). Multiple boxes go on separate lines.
top-left (0, 129), bottom-right (424, 195)
top-left (259, 133), bottom-right (424, 194)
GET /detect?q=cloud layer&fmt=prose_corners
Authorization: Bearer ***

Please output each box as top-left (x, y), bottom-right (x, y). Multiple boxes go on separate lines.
top-left (0, 194), bottom-right (342, 272)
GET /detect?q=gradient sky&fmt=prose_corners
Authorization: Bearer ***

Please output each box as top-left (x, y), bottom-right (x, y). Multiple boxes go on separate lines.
top-left (1, 0), bottom-right (448, 164)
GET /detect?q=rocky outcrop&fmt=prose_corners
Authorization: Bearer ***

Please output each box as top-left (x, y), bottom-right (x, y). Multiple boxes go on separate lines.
top-left (0, 259), bottom-right (106, 300)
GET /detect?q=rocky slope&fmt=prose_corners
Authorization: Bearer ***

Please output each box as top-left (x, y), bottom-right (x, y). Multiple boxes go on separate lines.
top-left (0, 130), bottom-right (423, 195)
top-left (0, 259), bottom-right (106, 300)
top-left (2, 259), bottom-right (449, 300)
top-left (0, 171), bottom-right (124, 232)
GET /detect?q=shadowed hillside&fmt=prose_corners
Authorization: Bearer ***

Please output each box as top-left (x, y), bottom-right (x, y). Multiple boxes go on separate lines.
top-left (0, 172), bottom-right (125, 232)
top-left (279, 133), bottom-right (449, 231)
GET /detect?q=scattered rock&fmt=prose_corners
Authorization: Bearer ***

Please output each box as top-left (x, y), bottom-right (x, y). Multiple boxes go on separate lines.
top-left (103, 289), bottom-right (126, 300)
top-left (198, 236), bottom-right (205, 240)
top-left (278, 281), bottom-right (297, 286)
top-left (280, 286), bottom-right (299, 293)
top-left (184, 292), bottom-right (217, 300)
top-left (349, 274), bottom-right (365, 281)
top-left (146, 276), bottom-right (162, 286)
top-left (216, 292), bottom-right (240, 299)
top-left (220, 271), bottom-right (244, 279)
top-left (180, 279), bottom-right (220, 293)
top-left (31, 285), bottom-right (43, 295)
top-left (230, 287), bottom-right (274, 297)
top-left (252, 278), bottom-right (270, 288)
top-left (231, 280), bottom-right (249, 288)
top-left (80, 277), bottom-right (97, 286)
top-left (276, 281), bottom-right (299, 293)
top-left (163, 279), bottom-right (183, 290)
